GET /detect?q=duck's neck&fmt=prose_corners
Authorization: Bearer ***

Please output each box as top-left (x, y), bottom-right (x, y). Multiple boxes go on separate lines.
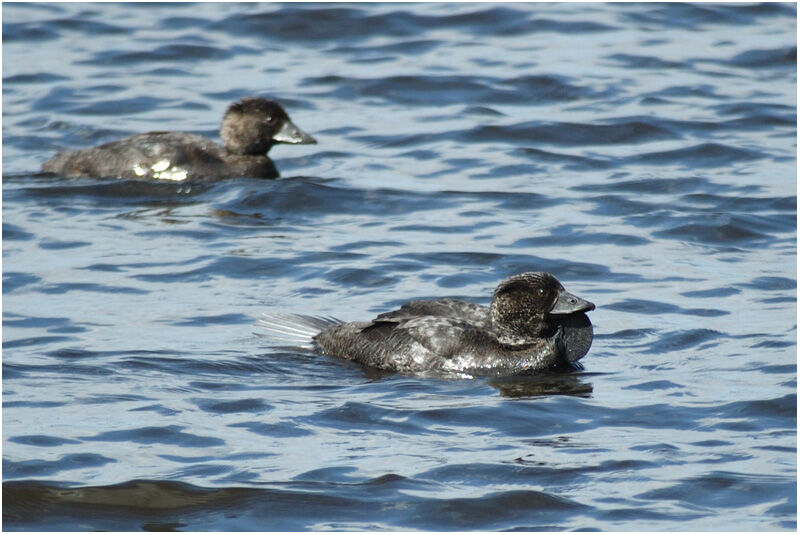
top-left (491, 321), bottom-right (545, 348)
top-left (489, 306), bottom-right (554, 347)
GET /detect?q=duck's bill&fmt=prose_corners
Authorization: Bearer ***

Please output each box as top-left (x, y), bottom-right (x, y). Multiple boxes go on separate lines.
top-left (272, 119), bottom-right (317, 144)
top-left (549, 290), bottom-right (595, 316)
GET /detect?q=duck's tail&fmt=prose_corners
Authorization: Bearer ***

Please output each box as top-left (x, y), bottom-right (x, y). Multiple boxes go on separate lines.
top-left (255, 313), bottom-right (341, 349)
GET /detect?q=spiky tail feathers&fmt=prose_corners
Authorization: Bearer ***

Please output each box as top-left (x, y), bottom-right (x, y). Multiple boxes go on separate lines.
top-left (255, 313), bottom-right (341, 349)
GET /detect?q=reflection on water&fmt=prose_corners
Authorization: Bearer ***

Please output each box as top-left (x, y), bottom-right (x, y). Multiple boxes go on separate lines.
top-left (490, 372), bottom-right (594, 399)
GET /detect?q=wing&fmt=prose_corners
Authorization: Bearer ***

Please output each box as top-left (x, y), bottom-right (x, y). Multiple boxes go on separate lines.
top-left (311, 314), bottom-right (484, 372)
top-left (375, 299), bottom-right (490, 329)
top-left (361, 315), bottom-right (493, 360)
top-left (117, 133), bottom-right (225, 168)
top-left (42, 132), bottom-right (225, 180)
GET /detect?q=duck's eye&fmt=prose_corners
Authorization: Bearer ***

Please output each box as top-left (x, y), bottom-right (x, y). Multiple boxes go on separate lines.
top-left (537, 287), bottom-right (546, 296)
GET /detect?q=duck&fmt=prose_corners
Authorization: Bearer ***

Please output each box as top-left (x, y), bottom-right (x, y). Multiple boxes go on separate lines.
top-left (258, 272), bottom-right (595, 376)
top-left (41, 97), bottom-right (316, 181)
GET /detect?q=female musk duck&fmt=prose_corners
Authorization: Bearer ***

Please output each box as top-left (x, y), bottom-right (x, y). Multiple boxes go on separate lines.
top-left (41, 97), bottom-right (316, 181)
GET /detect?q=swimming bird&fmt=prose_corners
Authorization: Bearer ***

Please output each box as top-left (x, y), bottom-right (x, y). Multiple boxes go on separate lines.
top-left (41, 97), bottom-right (316, 181)
top-left (258, 272), bottom-right (595, 376)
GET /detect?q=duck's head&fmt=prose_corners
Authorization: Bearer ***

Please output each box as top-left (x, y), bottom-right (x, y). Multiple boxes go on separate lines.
top-left (220, 97), bottom-right (316, 156)
top-left (490, 272), bottom-right (595, 346)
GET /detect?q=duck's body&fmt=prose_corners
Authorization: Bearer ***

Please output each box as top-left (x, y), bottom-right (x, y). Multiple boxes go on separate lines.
top-left (314, 312), bottom-right (572, 375)
top-left (260, 272), bottom-right (596, 376)
top-left (41, 131), bottom-right (279, 181)
top-left (41, 97), bottom-right (315, 181)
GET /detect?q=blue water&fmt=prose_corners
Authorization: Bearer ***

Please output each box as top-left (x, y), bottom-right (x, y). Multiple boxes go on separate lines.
top-left (3, 2), bottom-right (796, 531)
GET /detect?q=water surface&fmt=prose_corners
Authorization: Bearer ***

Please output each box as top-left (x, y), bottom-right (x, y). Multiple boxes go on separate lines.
top-left (3, 2), bottom-right (796, 531)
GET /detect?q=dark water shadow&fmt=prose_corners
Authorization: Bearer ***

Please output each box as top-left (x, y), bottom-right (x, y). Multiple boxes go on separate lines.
top-left (3, 476), bottom-right (589, 531)
top-left (489, 370), bottom-right (595, 398)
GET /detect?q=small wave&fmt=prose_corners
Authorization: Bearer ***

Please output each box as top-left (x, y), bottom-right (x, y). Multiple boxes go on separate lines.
top-left (305, 73), bottom-right (600, 106)
top-left (229, 420), bottom-right (314, 438)
top-left (622, 3), bottom-right (794, 29)
top-left (82, 425), bottom-right (225, 447)
top-left (79, 44), bottom-right (243, 66)
top-left (4, 72), bottom-right (69, 85)
top-left (467, 118), bottom-right (676, 147)
top-left (726, 46), bottom-right (797, 69)
top-left (213, 5), bottom-right (614, 43)
top-left (645, 329), bottom-right (724, 354)
top-left (653, 216), bottom-right (770, 244)
top-left (193, 398), bottom-right (273, 415)
top-left (3, 21), bottom-right (61, 42)
top-left (636, 469), bottom-right (796, 512)
top-left (518, 147), bottom-right (614, 170)
top-left (607, 53), bottom-right (688, 70)
top-left (2, 223), bottom-right (35, 241)
top-left (4, 454), bottom-right (116, 480)
top-left (328, 38), bottom-right (441, 57)
top-left (604, 299), bottom-right (728, 317)
top-left (7, 434), bottom-right (81, 447)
